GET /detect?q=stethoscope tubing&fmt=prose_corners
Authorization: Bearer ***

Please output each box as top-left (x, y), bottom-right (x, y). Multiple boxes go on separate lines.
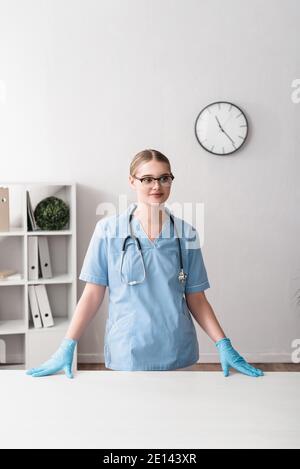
top-left (120, 205), bottom-right (187, 285)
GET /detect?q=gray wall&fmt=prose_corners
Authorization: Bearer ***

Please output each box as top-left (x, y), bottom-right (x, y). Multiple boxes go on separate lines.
top-left (1, 0), bottom-right (299, 362)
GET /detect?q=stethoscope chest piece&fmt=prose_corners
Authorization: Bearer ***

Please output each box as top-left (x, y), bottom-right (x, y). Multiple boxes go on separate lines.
top-left (178, 269), bottom-right (187, 284)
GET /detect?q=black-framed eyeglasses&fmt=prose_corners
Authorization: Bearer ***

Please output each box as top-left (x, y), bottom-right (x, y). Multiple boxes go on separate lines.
top-left (133, 174), bottom-right (175, 187)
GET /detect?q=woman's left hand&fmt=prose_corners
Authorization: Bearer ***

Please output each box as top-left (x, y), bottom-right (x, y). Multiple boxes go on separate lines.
top-left (215, 338), bottom-right (264, 377)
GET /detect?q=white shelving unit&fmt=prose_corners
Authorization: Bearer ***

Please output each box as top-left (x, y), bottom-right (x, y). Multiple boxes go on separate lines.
top-left (0, 183), bottom-right (77, 372)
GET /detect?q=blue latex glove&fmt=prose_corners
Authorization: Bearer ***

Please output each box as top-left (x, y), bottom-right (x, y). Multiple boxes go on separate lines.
top-left (216, 338), bottom-right (264, 378)
top-left (26, 338), bottom-right (77, 378)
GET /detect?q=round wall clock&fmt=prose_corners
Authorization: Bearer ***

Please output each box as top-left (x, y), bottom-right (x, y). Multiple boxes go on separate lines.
top-left (194, 101), bottom-right (248, 155)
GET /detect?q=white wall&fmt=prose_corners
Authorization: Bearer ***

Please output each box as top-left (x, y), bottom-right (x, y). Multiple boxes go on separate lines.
top-left (1, 0), bottom-right (299, 363)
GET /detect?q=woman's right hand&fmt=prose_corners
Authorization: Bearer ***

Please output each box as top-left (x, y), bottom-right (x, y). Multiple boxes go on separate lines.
top-left (25, 338), bottom-right (77, 378)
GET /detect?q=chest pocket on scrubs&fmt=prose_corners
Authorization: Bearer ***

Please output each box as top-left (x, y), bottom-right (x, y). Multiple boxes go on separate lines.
top-left (111, 239), bottom-right (145, 285)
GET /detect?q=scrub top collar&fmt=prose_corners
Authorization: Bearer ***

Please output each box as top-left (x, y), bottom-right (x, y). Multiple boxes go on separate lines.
top-left (125, 201), bottom-right (174, 218)
top-left (124, 202), bottom-right (175, 244)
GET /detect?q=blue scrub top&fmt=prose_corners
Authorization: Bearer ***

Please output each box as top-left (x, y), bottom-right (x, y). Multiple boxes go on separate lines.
top-left (79, 202), bottom-right (210, 371)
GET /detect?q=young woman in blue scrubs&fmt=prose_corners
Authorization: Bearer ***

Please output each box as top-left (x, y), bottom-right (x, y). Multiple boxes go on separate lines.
top-left (26, 149), bottom-right (264, 378)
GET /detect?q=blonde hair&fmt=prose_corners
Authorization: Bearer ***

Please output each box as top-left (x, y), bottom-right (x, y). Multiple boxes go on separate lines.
top-left (130, 149), bottom-right (172, 177)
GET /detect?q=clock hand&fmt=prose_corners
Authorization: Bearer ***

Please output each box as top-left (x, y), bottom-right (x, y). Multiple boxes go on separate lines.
top-left (215, 116), bottom-right (235, 146)
top-left (215, 116), bottom-right (224, 131)
top-left (223, 130), bottom-right (236, 146)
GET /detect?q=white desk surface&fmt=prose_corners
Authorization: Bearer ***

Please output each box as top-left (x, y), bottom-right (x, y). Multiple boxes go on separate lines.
top-left (0, 371), bottom-right (299, 449)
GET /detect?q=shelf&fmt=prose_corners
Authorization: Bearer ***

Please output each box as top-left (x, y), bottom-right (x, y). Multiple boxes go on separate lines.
top-left (0, 320), bottom-right (26, 335)
top-left (28, 317), bottom-right (70, 332)
top-left (28, 274), bottom-right (73, 285)
top-left (0, 277), bottom-right (25, 286)
top-left (0, 316), bottom-right (71, 334)
top-left (0, 228), bottom-right (25, 236)
top-left (0, 230), bottom-right (72, 237)
top-left (27, 230), bottom-right (72, 236)
top-left (0, 275), bottom-right (74, 285)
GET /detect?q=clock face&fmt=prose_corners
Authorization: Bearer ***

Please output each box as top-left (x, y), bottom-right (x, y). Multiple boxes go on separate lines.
top-left (195, 101), bottom-right (248, 155)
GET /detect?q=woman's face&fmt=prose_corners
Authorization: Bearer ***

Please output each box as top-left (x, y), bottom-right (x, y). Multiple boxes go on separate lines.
top-left (129, 160), bottom-right (172, 206)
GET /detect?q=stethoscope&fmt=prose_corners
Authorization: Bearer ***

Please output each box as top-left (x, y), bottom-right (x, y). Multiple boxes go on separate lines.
top-left (120, 204), bottom-right (187, 286)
